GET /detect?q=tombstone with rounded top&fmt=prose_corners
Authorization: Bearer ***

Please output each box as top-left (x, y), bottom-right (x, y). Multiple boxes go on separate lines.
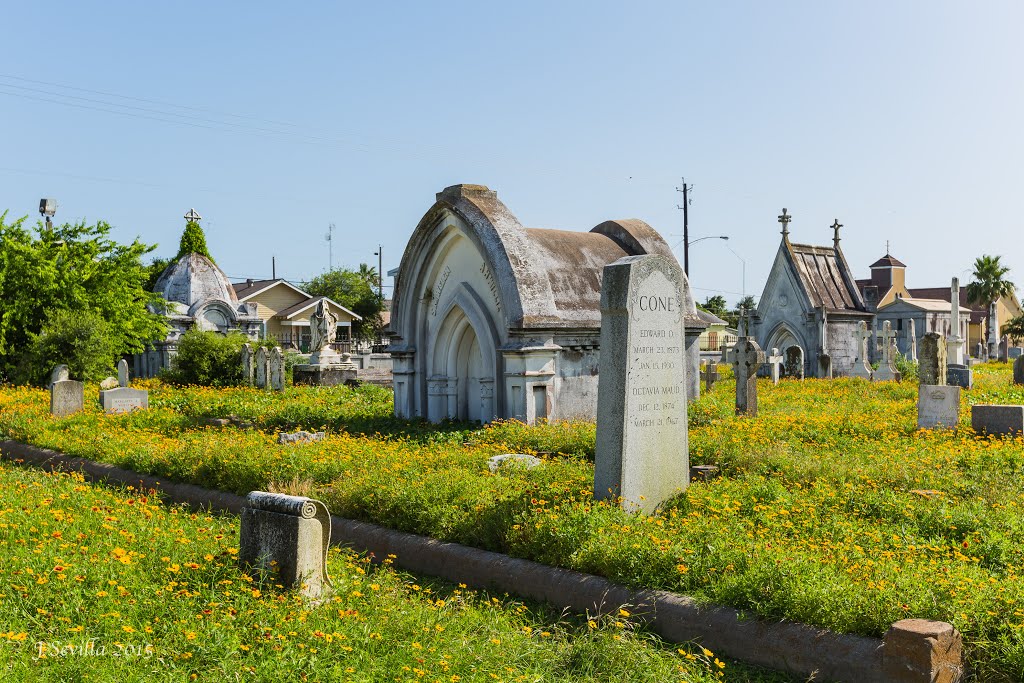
top-left (49, 365), bottom-right (84, 417)
top-left (269, 347), bottom-right (285, 391)
top-left (117, 359), bottom-right (129, 388)
top-left (784, 345), bottom-right (804, 380)
top-left (255, 346), bottom-right (269, 389)
top-left (241, 343), bottom-right (254, 386)
top-left (594, 254), bottom-right (689, 514)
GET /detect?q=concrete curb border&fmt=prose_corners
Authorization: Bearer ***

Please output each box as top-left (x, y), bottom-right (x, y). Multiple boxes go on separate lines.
top-left (0, 440), bottom-right (963, 683)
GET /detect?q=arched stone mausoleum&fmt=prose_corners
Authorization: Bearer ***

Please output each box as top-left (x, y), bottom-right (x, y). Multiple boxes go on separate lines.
top-left (388, 184), bottom-right (690, 425)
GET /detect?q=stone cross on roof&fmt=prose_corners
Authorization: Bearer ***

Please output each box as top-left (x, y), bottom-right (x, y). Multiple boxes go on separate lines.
top-left (184, 208), bottom-right (202, 223)
top-left (778, 208), bottom-right (792, 237)
top-left (831, 219), bottom-right (842, 249)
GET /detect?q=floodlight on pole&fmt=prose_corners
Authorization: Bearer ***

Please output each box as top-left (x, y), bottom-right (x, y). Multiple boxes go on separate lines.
top-left (39, 198), bottom-right (57, 231)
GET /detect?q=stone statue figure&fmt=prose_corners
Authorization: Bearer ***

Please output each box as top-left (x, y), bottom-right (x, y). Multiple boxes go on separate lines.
top-left (309, 299), bottom-right (337, 353)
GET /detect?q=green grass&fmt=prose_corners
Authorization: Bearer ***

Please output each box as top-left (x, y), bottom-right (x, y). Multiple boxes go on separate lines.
top-left (2, 364), bottom-right (1024, 678)
top-left (0, 463), bottom-right (792, 682)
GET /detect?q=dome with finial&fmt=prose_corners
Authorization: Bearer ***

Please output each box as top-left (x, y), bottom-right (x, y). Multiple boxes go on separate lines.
top-left (154, 252), bottom-right (239, 310)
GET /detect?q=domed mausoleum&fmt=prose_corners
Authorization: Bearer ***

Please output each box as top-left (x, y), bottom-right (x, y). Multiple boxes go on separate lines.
top-left (133, 214), bottom-right (261, 377)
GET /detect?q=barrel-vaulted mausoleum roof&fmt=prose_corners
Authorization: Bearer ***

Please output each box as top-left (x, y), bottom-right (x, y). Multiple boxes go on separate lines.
top-left (389, 184), bottom-right (687, 426)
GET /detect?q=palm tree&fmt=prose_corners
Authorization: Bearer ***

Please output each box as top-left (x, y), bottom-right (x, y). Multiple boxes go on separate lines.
top-left (966, 255), bottom-right (1016, 357)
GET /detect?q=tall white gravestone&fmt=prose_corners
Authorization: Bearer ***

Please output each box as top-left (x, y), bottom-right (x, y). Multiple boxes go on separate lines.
top-left (947, 278), bottom-right (965, 365)
top-left (594, 255), bottom-right (689, 514)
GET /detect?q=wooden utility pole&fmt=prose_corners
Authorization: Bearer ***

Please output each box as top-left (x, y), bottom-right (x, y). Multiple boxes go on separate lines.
top-left (676, 180), bottom-right (690, 275)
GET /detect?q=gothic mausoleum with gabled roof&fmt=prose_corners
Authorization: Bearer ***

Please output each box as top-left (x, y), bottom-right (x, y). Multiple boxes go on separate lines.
top-left (750, 210), bottom-right (873, 378)
top-left (387, 184), bottom-right (698, 425)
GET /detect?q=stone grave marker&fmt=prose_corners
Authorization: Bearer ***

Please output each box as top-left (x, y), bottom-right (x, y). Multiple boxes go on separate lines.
top-left (784, 345), bottom-right (804, 380)
top-left (766, 347), bottom-right (783, 385)
top-left (972, 405), bottom-right (1024, 437)
top-left (278, 431), bottom-right (325, 445)
top-left (593, 254), bottom-right (689, 514)
top-left (117, 359), bottom-right (129, 387)
top-left (255, 346), bottom-right (269, 389)
top-left (49, 365), bottom-right (84, 418)
top-left (999, 336), bottom-right (1009, 363)
top-left (974, 341), bottom-right (985, 360)
top-left (1009, 347), bottom-right (1023, 361)
top-left (99, 359), bottom-right (148, 414)
top-left (873, 321), bottom-right (901, 382)
top-left (947, 278), bottom-right (965, 365)
top-left (919, 333), bottom-right (947, 386)
top-left (817, 352), bottom-right (833, 379)
top-left (720, 343), bottom-right (735, 365)
top-left (269, 347), bottom-right (285, 392)
top-left (733, 338), bottom-right (765, 417)
top-left (700, 360), bottom-right (719, 391)
top-left (906, 318), bottom-right (918, 362)
top-left (241, 343), bottom-right (254, 386)
top-left (239, 491), bottom-right (332, 599)
top-left (850, 322), bottom-right (873, 380)
top-left (947, 364), bottom-right (973, 389)
top-left (1015, 356), bottom-right (1024, 385)
top-left (917, 385), bottom-right (960, 430)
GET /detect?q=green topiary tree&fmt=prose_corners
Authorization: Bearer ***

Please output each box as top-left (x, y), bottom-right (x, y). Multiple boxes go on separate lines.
top-left (177, 221), bottom-right (213, 261)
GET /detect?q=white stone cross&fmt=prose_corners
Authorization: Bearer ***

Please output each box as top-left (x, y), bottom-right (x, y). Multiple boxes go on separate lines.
top-left (877, 321), bottom-right (898, 364)
top-left (850, 321), bottom-right (873, 379)
top-left (766, 347), bottom-right (784, 385)
top-left (831, 219), bottom-right (842, 248)
top-left (778, 208), bottom-right (792, 236)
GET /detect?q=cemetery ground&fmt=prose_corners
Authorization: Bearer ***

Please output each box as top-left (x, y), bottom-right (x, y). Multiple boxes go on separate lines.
top-left (2, 367), bottom-right (1024, 680)
top-left (0, 465), bottom-right (781, 682)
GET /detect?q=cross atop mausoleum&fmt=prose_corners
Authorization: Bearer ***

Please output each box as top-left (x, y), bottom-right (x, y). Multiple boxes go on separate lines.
top-left (184, 208), bottom-right (202, 224)
top-left (831, 219), bottom-right (842, 249)
top-left (778, 208), bottom-right (792, 237)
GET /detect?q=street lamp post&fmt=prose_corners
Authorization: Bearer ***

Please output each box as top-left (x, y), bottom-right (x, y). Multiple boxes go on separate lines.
top-left (725, 244), bottom-right (746, 301)
top-left (674, 235), bottom-right (728, 277)
top-left (372, 246), bottom-right (383, 299)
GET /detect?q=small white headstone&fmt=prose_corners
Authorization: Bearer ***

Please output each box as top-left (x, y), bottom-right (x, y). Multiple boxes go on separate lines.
top-left (117, 359), bottom-right (129, 388)
top-left (917, 385), bottom-right (960, 430)
top-left (255, 347), bottom-right (269, 389)
top-left (270, 347), bottom-right (285, 391)
top-left (766, 348), bottom-right (784, 385)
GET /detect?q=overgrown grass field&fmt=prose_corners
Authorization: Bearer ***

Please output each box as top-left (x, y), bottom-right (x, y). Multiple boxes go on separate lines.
top-left (2, 364), bottom-right (1024, 679)
top-left (0, 463), bottom-right (788, 681)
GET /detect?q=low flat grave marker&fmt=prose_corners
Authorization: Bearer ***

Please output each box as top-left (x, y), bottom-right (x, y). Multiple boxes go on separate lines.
top-left (594, 254), bottom-right (689, 514)
top-left (972, 405), bottom-right (1024, 437)
top-left (917, 385), bottom-right (960, 430)
top-left (99, 359), bottom-right (148, 414)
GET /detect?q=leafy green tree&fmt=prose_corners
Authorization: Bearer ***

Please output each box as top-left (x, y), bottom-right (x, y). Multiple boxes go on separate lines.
top-left (17, 310), bottom-right (118, 385)
top-left (700, 295), bottom-right (728, 317)
top-left (966, 255), bottom-right (1016, 350)
top-left (146, 256), bottom-right (174, 291)
top-left (304, 265), bottom-right (386, 342)
top-left (161, 330), bottom-right (248, 386)
top-left (736, 295), bottom-right (757, 312)
top-left (1003, 315), bottom-right (1024, 345)
top-left (177, 221), bottom-right (212, 261)
top-left (0, 212), bottom-right (167, 383)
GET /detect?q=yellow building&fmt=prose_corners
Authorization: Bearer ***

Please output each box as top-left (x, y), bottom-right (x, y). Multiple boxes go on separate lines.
top-left (232, 279), bottom-right (361, 352)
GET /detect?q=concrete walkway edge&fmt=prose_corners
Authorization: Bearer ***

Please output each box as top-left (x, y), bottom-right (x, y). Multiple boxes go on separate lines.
top-left (0, 439), bottom-right (961, 683)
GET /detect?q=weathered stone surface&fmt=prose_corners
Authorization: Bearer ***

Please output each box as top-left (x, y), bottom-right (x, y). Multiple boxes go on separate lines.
top-left (255, 346), bottom-right (269, 389)
top-left (701, 361), bottom-right (720, 391)
top-left (946, 365), bottom-right (972, 389)
top-left (919, 333), bottom-right (947, 386)
top-left (1015, 356), bottom-right (1024, 385)
top-left (487, 453), bottom-right (542, 473)
top-left (850, 322), bottom-right (873, 379)
top-left (873, 321), bottom-right (901, 382)
top-left (733, 338), bottom-right (765, 417)
top-left (117, 359), bottom-right (129, 387)
top-left (277, 431), bottom-right (326, 445)
top-left (766, 348), bottom-right (783, 385)
top-left (50, 380), bottom-right (84, 417)
top-left (292, 365), bottom-right (358, 387)
top-left (50, 364), bottom-right (70, 385)
top-left (594, 254), bottom-right (688, 514)
top-left (241, 344), bottom-right (254, 386)
top-left (99, 387), bottom-right (149, 414)
top-left (881, 619), bottom-right (963, 683)
top-left (238, 491), bottom-right (332, 599)
top-left (99, 376), bottom-right (118, 390)
top-left (269, 347), bottom-right (285, 392)
top-left (1009, 347), bottom-right (1023, 361)
top-left (917, 386), bottom-right (960, 430)
top-left (972, 404), bottom-right (1024, 436)
top-left (999, 336), bottom-right (1009, 363)
top-left (784, 345), bottom-right (804, 380)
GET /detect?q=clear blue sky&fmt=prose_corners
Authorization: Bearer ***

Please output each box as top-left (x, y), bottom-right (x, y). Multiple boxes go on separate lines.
top-left (3, 1), bottom-right (1022, 305)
